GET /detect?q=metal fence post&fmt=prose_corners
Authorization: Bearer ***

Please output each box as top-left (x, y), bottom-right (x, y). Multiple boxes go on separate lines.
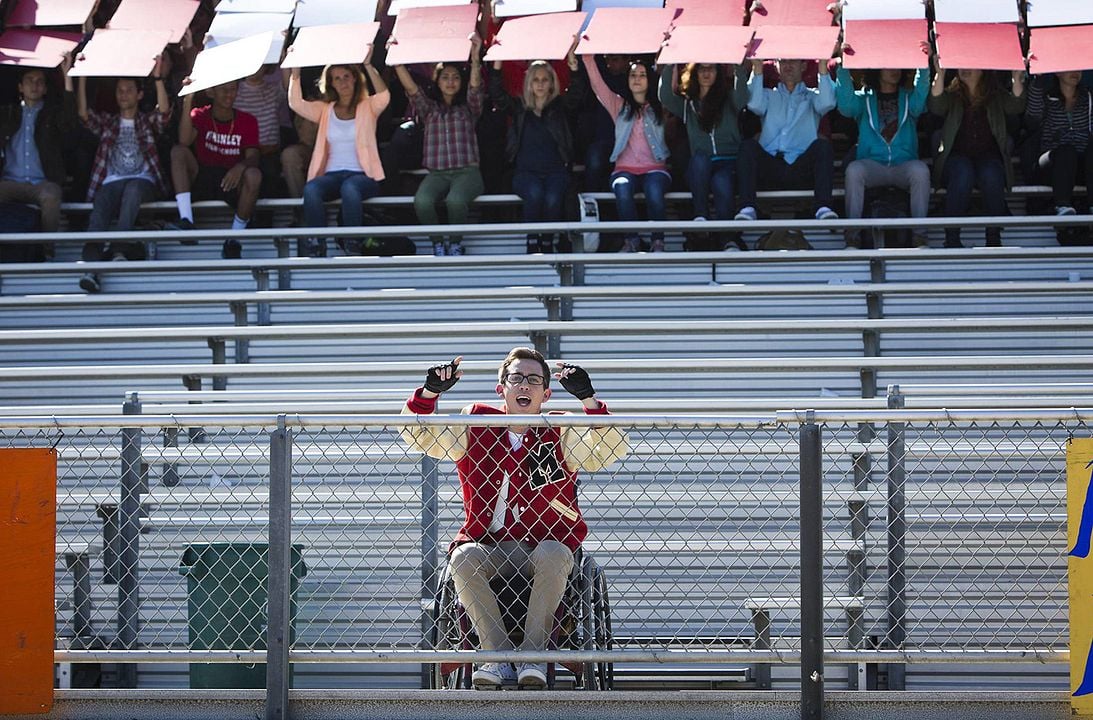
top-left (885, 386), bottom-right (907, 690)
top-left (800, 415), bottom-right (824, 720)
top-left (420, 455), bottom-right (440, 688)
top-left (117, 393), bottom-right (143, 688)
top-left (267, 416), bottom-right (293, 720)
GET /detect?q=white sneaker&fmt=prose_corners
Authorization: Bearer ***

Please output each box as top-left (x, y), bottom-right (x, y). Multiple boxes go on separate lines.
top-left (432, 241), bottom-right (447, 256)
top-left (815, 206), bottom-right (839, 220)
top-left (516, 662), bottom-right (547, 689)
top-left (734, 206), bottom-right (757, 222)
top-left (1056, 205), bottom-right (1077, 216)
top-left (472, 662), bottom-right (516, 690)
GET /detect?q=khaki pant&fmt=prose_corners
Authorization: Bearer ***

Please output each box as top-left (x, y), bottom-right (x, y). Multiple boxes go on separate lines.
top-left (0, 180), bottom-right (62, 232)
top-left (449, 540), bottom-right (573, 651)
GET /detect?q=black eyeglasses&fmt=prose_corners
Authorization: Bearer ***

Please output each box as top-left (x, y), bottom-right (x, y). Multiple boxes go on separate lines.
top-left (503, 373), bottom-right (546, 386)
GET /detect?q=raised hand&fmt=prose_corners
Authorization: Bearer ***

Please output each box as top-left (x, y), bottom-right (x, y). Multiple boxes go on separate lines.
top-left (425, 356), bottom-right (463, 394)
top-left (554, 362), bottom-right (595, 400)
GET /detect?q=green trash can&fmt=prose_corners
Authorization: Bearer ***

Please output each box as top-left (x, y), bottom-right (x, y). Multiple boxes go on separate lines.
top-left (179, 543), bottom-right (306, 689)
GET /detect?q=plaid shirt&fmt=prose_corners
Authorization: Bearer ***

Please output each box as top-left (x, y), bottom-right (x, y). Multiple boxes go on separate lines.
top-left (409, 84), bottom-right (483, 171)
top-left (83, 109), bottom-right (168, 201)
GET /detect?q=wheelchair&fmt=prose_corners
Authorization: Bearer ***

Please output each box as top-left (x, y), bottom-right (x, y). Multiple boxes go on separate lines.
top-left (428, 547), bottom-right (614, 690)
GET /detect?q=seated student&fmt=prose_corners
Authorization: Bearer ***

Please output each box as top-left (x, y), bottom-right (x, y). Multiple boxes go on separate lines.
top-left (584, 54), bottom-right (670, 252)
top-left (0, 64), bottom-right (76, 235)
top-left (236, 65), bottom-right (287, 198)
top-left (659, 62), bottom-right (750, 250)
top-left (930, 63), bottom-right (1026, 248)
top-left (1025, 70), bottom-right (1092, 219)
top-left (393, 36), bottom-right (485, 256)
top-left (288, 57), bottom-right (389, 257)
top-left (170, 80), bottom-right (262, 259)
top-left (489, 48), bottom-right (585, 254)
top-left (577, 54), bottom-right (629, 193)
top-left (735, 57), bottom-right (838, 223)
top-left (400, 348), bottom-right (628, 690)
top-left (76, 62), bottom-right (171, 293)
top-left (835, 59), bottom-right (931, 248)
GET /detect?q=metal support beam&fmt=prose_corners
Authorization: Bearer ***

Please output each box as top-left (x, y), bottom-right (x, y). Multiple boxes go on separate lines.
top-left (800, 419), bottom-right (824, 720)
top-left (230, 301), bottom-right (250, 364)
top-left (266, 417), bottom-right (292, 720)
top-left (419, 456), bottom-right (439, 688)
top-left (117, 395), bottom-right (143, 688)
top-left (886, 389), bottom-right (907, 690)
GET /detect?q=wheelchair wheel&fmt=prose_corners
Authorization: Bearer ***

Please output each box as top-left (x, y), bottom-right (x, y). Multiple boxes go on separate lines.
top-left (592, 563), bottom-right (614, 690)
top-left (429, 567), bottom-right (469, 689)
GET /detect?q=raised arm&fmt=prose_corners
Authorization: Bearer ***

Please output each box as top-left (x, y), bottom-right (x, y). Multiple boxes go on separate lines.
top-left (746, 58), bottom-right (768, 116)
top-left (834, 64), bottom-right (864, 120)
top-left (582, 54), bottom-right (623, 120)
top-left (553, 363), bottom-right (629, 471)
top-left (657, 64), bottom-right (686, 118)
top-left (488, 60), bottom-right (518, 114)
top-left (399, 356), bottom-right (470, 462)
top-left (178, 90), bottom-right (197, 146)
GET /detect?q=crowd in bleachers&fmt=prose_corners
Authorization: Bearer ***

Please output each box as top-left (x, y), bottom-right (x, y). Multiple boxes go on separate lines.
top-left (0, 0), bottom-right (1092, 287)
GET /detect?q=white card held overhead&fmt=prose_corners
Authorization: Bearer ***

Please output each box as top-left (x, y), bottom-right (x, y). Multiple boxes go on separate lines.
top-left (292, 0), bottom-right (380, 27)
top-left (580, 0), bottom-right (667, 9)
top-left (387, 0), bottom-right (475, 15)
top-left (492, 0), bottom-right (577, 18)
top-left (214, 0), bottom-right (298, 12)
top-left (181, 31), bottom-right (277, 95)
top-left (206, 11), bottom-right (293, 42)
top-left (282, 22), bottom-right (380, 67)
top-left (933, 0), bottom-right (1019, 24)
top-left (839, 0), bottom-right (925, 21)
top-left (68, 28), bottom-right (172, 77)
top-left (1026, 0), bottom-right (1093, 28)
top-left (107, 0), bottom-right (201, 44)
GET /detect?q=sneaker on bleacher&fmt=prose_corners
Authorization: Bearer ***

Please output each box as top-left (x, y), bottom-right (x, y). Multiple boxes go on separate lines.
top-left (221, 238), bottom-right (242, 260)
top-left (815, 206), bottom-right (839, 221)
top-left (432, 241), bottom-right (447, 256)
top-left (1056, 206), bottom-right (1077, 216)
top-left (472, 662), bottom-right (515, 689)
top-left (78, 273), bottom-right (101, 293)
top-left (447, 240), bottom-right (465, 256)
top-left (516, 662), bottom-right (547, 689)
top-left (734, 206), bottom-right (757, 222)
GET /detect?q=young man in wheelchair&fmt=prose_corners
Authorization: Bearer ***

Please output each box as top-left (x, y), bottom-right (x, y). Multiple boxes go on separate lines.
top-left (401, 347), bottom-right (628, 689)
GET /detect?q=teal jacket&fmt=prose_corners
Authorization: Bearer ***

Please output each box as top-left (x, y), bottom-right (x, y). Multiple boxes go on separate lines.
top-left (835, 66), bottom-right (929, 166)
top-left (658, 64), bottom-right (750, 158)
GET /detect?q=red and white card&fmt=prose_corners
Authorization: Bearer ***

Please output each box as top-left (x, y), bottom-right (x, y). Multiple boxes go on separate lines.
top-left (658, 25), bottom-right (754, 65)
top-left (386, 4), bottom-right (479, 65)
top-left (281, 22), bottom-right (380, 68)
top-left (841, 19), bottom-right (929, 70)
top-left (1029, 25), bottom-right (1093, 75)
top-left (484, 12), bottom-right (586, 62)
top-left (748, 24), bottom-right (839, 60)
top-left (68, 28), bottom-right (172, 77)
top-left (934, 22), bottom-right (1024, 71)
top-left (666, 0), bottom-right (746, 27)
top-left (747, 0), bottom-right (834, 27)
top-left (107, 0), bottom-right (200, 44)
top-left (0, 29), bottom-right (81, 68)
top-left (576, 7), bottom-right (676, 55)
top-left (6, 0), bottom-right (98, 27)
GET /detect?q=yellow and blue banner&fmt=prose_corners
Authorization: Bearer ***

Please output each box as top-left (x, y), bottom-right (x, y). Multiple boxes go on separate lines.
top-left (1069, 438), bottom-right (1093, 713)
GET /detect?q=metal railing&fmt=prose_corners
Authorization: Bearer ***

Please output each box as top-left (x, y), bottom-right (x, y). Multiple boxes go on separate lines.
top-left (3, 406), bottom-right (1081, 715)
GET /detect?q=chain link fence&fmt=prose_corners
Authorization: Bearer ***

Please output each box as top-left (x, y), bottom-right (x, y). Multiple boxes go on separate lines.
top-left (3, 411), bottom-right (1077, 687)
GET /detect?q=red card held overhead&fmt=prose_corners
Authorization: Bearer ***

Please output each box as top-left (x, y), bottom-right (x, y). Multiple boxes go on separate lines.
top-left (748, 0), bottom-right (834, 27)
top-left (484, 12), bottom-right (587, 63)
top-left (107, 0), bottom-right (200, 44)
top-left (934, 22), bottom-right (1024, 72)
top-left (386, 4), bottom-right (478, 65)
top-left (658, 26), bottom-right (754, 65)
top-left (0, 29), bottom-right (81, 68)
top-left (576, 7), bottom-right (676, 56)
top-left (842, 19), bottom-right (929, 70)
top-left (7, 0), bottom-right (98, 27)
top-left (748, 24), bottom-right (839, 61)
top-left (1029, 25), bottom-right (1093, 75)
top-left (282, 22), bottom-right (381, 69)
top-left (666, 0), bottom-right (746, 27)
top-left (68, 28), bottom-right (172, 77)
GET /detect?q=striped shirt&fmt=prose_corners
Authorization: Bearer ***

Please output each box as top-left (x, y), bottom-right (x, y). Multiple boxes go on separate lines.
top-left (235, 79), bottom-right (283, 148)
top-left (409, 85), bottom-right (483, 171)
top-left (1026, 80), bottom-right (1092, 155)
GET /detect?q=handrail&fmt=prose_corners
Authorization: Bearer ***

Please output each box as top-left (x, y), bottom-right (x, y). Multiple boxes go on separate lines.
top-left (2, 354), bottom-right (1093, 381)
top-left (2, 280), bottom-right (1091, 309)
top-left (3, 316), bottom-right (1091, 344)
top-left (894, 382), bottom-right (1093, 395)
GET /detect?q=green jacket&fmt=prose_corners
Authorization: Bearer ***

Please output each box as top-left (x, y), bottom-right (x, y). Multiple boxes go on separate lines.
top-left (658, 64), bottom-right (750, 158)
top-left (928, 87), bottom-right (1025, 188)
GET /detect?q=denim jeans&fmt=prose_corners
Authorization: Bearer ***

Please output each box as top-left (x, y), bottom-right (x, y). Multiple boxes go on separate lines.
top-left (82, 177), bottom-right (156, 261)
top-left (942, 153), bottom-right (1008, 245)
top-left (611, 170), bottom-right (670, 243)
top-left (512, 169), bottom-right (569, 223)
top-left (302, 170), bottom-right (381, 229)
top-left (686, 152), bottom-right (734, 220)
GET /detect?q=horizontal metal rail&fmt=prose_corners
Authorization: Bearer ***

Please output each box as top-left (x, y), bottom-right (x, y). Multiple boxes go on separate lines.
top-left (53, 649), bottom-right (1068, 664)
top-left (4, 316), bottom-right (1092, 344)
top-left (894, 381), bottom-right (1093, 396)
top-left (4, 281), bottom-right (1092, 309)
top-left (2, 354), bottom-right (1092, 381)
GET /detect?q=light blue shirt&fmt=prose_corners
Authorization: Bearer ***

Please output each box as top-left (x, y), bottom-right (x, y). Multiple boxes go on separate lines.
top-left (3, 101), bottom-right (45, 184)
top-left (746, 72), bottom-right (836, 165)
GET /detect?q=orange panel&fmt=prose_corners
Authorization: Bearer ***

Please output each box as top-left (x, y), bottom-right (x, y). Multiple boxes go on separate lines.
top-left (0, 449), bottom-right (56, 715)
